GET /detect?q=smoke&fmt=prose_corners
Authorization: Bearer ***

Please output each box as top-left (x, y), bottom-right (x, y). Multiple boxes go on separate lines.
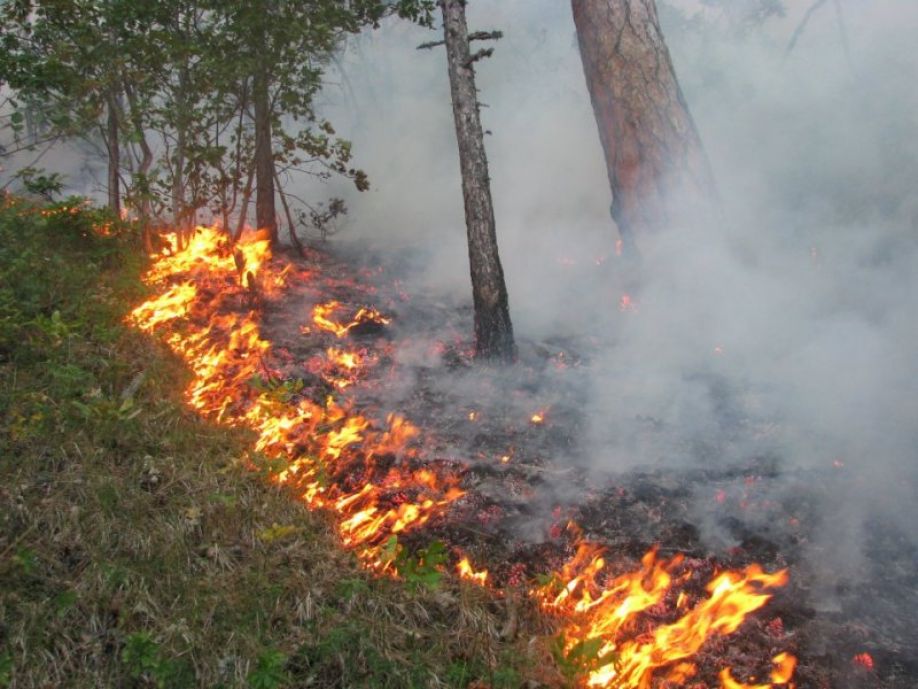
top-left (312, 0), bottom-right (918, 589)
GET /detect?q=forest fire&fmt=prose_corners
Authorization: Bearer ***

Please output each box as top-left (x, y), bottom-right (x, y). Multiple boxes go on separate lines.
top-left (128, 226), bottom-right (796, 689)
top-left (534, 532), bottom-right (794, 689)
top-left (312, 299), bottom-right (391, 338)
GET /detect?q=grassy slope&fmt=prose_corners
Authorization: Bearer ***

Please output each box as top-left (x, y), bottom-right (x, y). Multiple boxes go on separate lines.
top-left (0, 196), bottom-right (550, 689)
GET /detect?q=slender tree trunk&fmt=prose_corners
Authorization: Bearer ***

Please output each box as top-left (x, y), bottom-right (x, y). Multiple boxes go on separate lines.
top-left (441, 0), bottom-right (515, 362)
top-left (106, 91), bottom-right (121, 216)
top-left (173, 125), bottom-right (186, 228)
top-left (253, 61), bottom-right (277, 244)
top-left (274, 169), bottom-right (304, 255)
top-left (234, 164), bottom-right (255, 242)
top-left (123, 81), bottom-right (154, 252)
top-left (571, 0), bottom-right (714, 253)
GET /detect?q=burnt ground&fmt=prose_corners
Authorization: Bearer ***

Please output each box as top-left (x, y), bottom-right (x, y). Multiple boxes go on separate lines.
top-left (260, 241), bottom-right (917, 689)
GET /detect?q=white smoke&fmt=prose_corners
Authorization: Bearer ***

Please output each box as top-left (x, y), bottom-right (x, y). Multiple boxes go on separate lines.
top-left (312, 0), bottom-right (918, 582)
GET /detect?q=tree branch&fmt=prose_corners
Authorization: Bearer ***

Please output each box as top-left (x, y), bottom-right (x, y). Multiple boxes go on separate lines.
top-left (785, 0), bottom-right (830, 58)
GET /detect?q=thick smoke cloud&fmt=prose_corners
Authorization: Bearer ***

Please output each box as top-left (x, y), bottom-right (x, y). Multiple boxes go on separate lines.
top-left (315, 0), bottom-right (918, 578)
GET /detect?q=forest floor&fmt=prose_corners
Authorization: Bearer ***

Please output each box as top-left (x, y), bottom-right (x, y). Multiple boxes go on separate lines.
top-left (0, 198), bottom-right (542, 689)
top-left (3, 199), bottom-right (911, 689)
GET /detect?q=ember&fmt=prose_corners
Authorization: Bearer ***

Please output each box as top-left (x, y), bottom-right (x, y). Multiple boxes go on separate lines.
top-left (853, 652), bottom-right (874, 670)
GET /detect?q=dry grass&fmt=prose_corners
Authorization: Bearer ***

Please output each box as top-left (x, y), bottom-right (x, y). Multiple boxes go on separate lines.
top-left (0, 198), bottom-right (559, 689)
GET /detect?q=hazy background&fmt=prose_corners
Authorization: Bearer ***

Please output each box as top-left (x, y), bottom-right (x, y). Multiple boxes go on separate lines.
top-left (315, 0), bottom-right (918, 579)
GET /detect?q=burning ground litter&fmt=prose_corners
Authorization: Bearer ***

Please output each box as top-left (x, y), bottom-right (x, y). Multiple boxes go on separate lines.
top-left (127, 225), bottom-right (910, 689)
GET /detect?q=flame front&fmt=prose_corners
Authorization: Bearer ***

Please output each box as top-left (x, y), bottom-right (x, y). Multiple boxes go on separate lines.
top-left (128, 226), bottom-right (462, 561)
top-left (128, 226), bottom-right (796, 688)
top-left (536, 536), bottom-right (795, 688)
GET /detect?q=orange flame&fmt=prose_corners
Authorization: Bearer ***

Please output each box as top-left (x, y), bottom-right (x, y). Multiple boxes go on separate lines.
top-left (457, 556), bottom-right (489, 585)
top-left (128, 225), bottom-right (796, 689)
top-left (536, 536), bottom-right (795, 688)
top-left (312, 299), bottom-right (390, 338)
top-left (128, 226), bottom-right (462, 561)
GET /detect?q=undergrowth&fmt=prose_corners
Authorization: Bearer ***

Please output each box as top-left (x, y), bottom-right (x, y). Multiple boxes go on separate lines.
top-left (0, 195), bottom-right (553, 688)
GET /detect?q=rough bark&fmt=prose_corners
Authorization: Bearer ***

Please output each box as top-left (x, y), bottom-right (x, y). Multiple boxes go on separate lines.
top-left (105, 91), bottom-right (120, 216)
top-left (253, 60), bottom-right (277, 245)
top-left (441, 0), bottom-right (515, 362)
top-left (571, 0), bottom-right (715, 252)
top-left (123, 81), bottom-right (154, 252)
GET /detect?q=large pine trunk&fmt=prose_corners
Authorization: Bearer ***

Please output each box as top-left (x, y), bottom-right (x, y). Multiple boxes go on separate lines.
top-left (571, 0), bottom-right (714, 252)
top-left (441, 0), bottom-right (515, 362)
top-left (253, 62), bottom-right (277, 244)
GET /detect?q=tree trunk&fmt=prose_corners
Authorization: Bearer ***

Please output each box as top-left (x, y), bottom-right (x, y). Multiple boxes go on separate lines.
top-left (571, 0), bottom-right (714, 253)
top-left (275, 169), bottom-right (305, 255)
top-left (234, 164), bottom-right (255, 242)
top-left (253, 61), bottom-right (277, 244)
top-left (441, 0), bottom-right (515, 362)
top-left (106, 91), bottom-right (121, 216)
top-left (123, 80), bottom-right (154, 252)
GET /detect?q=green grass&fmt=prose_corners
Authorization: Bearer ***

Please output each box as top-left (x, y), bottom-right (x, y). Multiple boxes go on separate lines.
top-left (0, 195), bottom-right (556, 688)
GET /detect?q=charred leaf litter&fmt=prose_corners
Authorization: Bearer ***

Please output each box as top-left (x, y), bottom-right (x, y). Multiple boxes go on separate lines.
top-left (256, 240), bottom-right (916, 689)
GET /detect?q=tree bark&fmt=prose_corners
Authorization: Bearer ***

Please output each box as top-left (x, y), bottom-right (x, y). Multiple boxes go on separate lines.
top-left (253, 60), bottom-right (277, 244)
top-left (441, 0), bottom-right (515, 362)
top-left (123, 80), bottom-right (154, 252)
top-left (106, 90), bottom-right (121, 216)
top-left (571, 0), bottom-right (714, 252)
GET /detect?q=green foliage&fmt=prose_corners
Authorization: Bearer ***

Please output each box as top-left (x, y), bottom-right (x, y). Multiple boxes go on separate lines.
top-left (0, 197), bottom-right (138, 449)
top-left (53, 589), bottom-right (78, 617)
top-left (335, 576), bottom-right (370, 600)
top-left (549, 633), bottom-right (619, 684)
top-left (121, 633), bottom-right (163, 680)
top-left (13, 548), bottom-right (37, 575)
top-left (380, 536), bottom-right (448, 590)
top-left (247, 649), bottom-right (289, 689)
top-left (121, 632), bottom-right (193, 689)
top-left (0, 652), bottom-right (11, 687)
top-left (12, 167), bottom-right (66, 200)
top-left (0, 0), bottom-right (438, 236)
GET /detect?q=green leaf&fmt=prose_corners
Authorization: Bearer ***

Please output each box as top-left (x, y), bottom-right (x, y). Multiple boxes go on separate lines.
top-left (0, 651), bottom-right (12, 687)
top-left (54, 590), bottom-right (78, 616)
top-left (121, 632), bottom-right (161, 679)
top-left (247, 649), bottom-right (288, 689)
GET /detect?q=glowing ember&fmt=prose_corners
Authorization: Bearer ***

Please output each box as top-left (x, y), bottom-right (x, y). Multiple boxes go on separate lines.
top-left (530, 411), bottom-right (546, 424)
top-left (619, 293), bottom-right (638, 313)
top-left (853, 652), bottom-right (875, 670)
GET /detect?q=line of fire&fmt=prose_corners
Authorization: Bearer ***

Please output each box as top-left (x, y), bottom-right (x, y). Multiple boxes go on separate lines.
top-left (4, 1), bottom-right (914, 688)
